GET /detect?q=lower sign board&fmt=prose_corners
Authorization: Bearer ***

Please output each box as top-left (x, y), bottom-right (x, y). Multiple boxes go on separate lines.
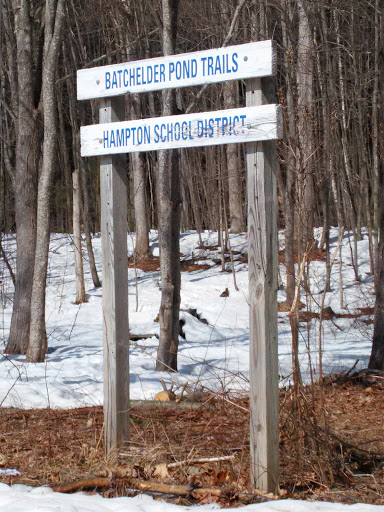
top-left (80, 104), bottom-right (282, 157)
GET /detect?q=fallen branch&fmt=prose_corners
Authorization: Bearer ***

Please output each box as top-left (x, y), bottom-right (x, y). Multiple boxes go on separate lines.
top-left (52, 476), bottom-right (280, 501)
top-left (330, 432), bottom-right (384, 464)
top-left (52, 477), bottom-right (111, 493)
top-left (131, 480), bottom-right (280, 501)
top-left (167, 454), bottom-right (235, 468)
top-left (130, 479), bottom-right (191, 496)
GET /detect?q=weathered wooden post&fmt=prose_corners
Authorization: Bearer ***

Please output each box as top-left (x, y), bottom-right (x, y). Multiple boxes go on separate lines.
top-left (99, 96), bottom-right (130, 455)
top-left (246, 74), bottom-right (279, 493)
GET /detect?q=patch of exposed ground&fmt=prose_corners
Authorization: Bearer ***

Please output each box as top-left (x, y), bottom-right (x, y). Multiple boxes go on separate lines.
top-left (128, 256), bottom-right (212, 272)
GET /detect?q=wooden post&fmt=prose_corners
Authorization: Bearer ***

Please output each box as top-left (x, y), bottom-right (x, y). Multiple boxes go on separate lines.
top-left (99, 97), bottom-right (130, 455)
top-left (246, 76), bottom-right (279, 493)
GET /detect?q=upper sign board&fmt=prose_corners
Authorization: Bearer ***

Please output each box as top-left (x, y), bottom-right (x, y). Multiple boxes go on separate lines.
top-left (80, 104), bottom-right (282, 157)
top-left (77, 41), bottom-right (275, 100)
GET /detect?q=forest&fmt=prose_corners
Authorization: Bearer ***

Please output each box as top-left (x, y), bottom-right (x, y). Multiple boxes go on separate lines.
top-left (0, 0), bottom-right (383, 507)
top-left (1, 0), bottom-right (383, 368)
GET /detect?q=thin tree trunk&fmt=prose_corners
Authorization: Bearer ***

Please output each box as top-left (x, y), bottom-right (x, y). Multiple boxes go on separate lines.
top-left (296, 0), bottom-right (314, 250)
top-left (81, 164), bottom-right (101, 288)
top-left (131, 95), bottom-right (151, 259)
top-left (281, 4), bottom-right (296, 306)
top-left (73, 168), bottom-right (87, 304)
top-left (184, 151), bottom-right (203, 246)
top-left (223, 82), bottom-right (245, 233)
top-left (57, 80), bottom-right (72, 231)
top-left (334, 12), bottom-right (359, 282)
top-left (316, 10), bottom-right (331, 290)
top-left (372, 0), bottom-right (380, 283)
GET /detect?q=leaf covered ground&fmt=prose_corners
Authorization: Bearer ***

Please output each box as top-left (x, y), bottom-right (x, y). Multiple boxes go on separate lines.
top-left (0, 373), bottom-right (383, 507)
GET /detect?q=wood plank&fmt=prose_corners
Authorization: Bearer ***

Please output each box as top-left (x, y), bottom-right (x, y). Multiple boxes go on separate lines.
top-left (77, 41), bottom-right (275, 100)
top-left (99, 97), bottom-right (130, 455)
top-left (246, 77), bottom-right (279, 493)
top-left (81, 104), bottom-right (283, 157)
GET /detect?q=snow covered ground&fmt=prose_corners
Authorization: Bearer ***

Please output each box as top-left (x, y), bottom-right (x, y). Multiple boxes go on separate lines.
top-left (0, 483), bottom-right (382, 512)
top-left (0, 228), bottom-right (374, 409)
top-left (0, 228), bottom-right (379, 511)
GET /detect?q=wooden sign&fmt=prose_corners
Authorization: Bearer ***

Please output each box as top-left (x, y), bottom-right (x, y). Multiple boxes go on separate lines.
top-left (78, 39), bottom-right (280, 494)
top-left (81, 104), bottom-right (282, 156)
top-left (77, 41), bottom-right (275, 100)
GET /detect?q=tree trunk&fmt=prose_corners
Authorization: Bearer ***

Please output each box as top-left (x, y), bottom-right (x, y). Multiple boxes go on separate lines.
top-left (372, 0), bottom-right (380, 282)
top-left (6, 0), bottom-right (39, 355)
top-left (73, 168), bottom-right (87, 304)
top-left (281, 3), bottom-right (296, 307)
top-left (223, 82), bottom-right (245, 233)
top-left (27, 0), bottom-right (65, 362)
top-left (369, 169), bottom-right (384, 370)
top-left (156, 0), bottom-right (181, 372)
top-left (131, 95), bottom-right (151, 259)
top-left (81, 164), bottom-right (101, 288)
top-left (296, 0), bottom-right (314, 249)
top-left (369, 0), bottom-right (384, 369)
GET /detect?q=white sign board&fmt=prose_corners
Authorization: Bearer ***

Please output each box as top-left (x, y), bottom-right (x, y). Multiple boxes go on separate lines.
top-left (81, 104), bottom-right (282, 157)
top-left (77, 41), bottom-right (275, 100)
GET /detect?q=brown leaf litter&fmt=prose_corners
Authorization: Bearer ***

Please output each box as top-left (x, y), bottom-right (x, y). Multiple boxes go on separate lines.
top-left (0, 374), bottom-right (383, 506)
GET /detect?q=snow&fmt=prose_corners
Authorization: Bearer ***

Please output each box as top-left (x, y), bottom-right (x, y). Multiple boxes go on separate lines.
top-left (0, 228), bottom-right (379, 511)
top-left (0, 483), bottom-right (382, 512)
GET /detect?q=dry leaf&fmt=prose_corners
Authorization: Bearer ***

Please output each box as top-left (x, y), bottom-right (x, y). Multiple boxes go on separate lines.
top-left (220, 288), bottom-right (229, 297)
top-left (154, 391), bottom-right (176, 401)
top-left (153, 463), bottom-right (169, 479)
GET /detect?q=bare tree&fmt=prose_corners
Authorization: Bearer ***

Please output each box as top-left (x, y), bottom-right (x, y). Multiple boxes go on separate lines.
top-left (72, 168), bottom-right (87, 304)
top-left (5, 0), bottom-right (39, 355)
top-left (27, 0), bottom-right (66, 362)
top-left (369, 204), bottom-right (384, 371)
top-left (131, 95), bottom-right (151, 259)
top-left (156, 0), bottom-right (181, 372)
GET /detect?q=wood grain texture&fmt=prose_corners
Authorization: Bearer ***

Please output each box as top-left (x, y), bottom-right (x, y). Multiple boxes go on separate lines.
top-left (77, 41), bottom-right (275, 100)
top-left (99, 97), bottom-right (130, 455)
top-left (246, 77), bottom-right (279, 493)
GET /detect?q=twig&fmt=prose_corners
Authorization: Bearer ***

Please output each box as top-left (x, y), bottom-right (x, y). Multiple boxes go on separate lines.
top-left (343, 359), bottom-right (359, 378)
top-left (0, 238), bottom-right (15, 286)
top-left (186, 0), bottom-right (247, 114)
top-left (56, 28), bottom-right (159, 83)
top-left (289, 242), bottom-right (316, 391)
top-left (319, 228), bottom-right (345, 389)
